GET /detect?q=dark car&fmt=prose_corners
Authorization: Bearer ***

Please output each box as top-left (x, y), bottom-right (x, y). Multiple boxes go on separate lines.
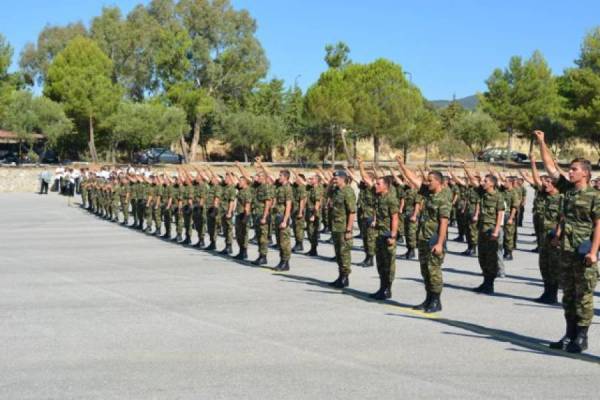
top-left (0, 151), bottom-right (32, 165)
top-left (39, 150), bottom-right (60, 164)
top-left (134, 148), bottom-right (183, 164)
top-left (478, 147), bottom-right (528, 163)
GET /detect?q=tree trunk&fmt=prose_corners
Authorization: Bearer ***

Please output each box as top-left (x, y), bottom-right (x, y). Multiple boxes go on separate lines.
top-left (88, 115), bottom-right (98, 163)
top-left (243, 149), bottom-right (248, 163)
top-left (330, 125), bottom-right (336, 168)
top-left (424, 145), bottom-right (429, 167)
top-left (403, 144), bottom-right (408, 163)
top-left (180, 135), bottom-right (189, 163)
top-left (189, 116), bottom-right (202, 162)
top-left (352, 135), bottom-right (358, 167)
top-left (340, 127), bottom-right (353, 166)
top-left (373, 134), bottom-right (380, 166)
top-left (505, 127), bottom-right (513, 170)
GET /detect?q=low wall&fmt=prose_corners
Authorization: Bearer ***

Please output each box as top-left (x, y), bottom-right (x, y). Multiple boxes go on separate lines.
top-left (0, 167), bottom-right (43, 193)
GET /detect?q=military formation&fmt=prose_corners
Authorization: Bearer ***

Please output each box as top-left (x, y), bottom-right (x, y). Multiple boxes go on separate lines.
top-left (76, 132), bottom-right (600, 354)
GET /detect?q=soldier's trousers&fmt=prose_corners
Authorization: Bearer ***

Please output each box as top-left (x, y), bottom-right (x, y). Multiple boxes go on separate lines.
top-left (81, 190), bottom-right (88, 208)
top-left (276, 222), bottom-right (291, 261)
top-left (456, 209), bottom-right (467, 238)
top-left (145, 204), bottom-right (154, 229)
top-left (539, 238), bottom-right (560, 286)
top-left (120, 198), bottom-right (128, 222)
top-left (175, 207), bottom-right (184, 237)
top-left (478, 231), bottom-right (499, 279)
top-left (130, 199), bottom-right (137, 225)
top-left (193, 206), bottom-right (205, 241)
top-left (560, 251), bottom-right (599, 327)
top-left (533, 213), bottom-right (543, 248)
top-left (235, 214), bottom-right (249, 250)
top-left (404, 216), bottom-right (418, 249)
top-left (503, 221), bottom-right (516, 252)
top-left (418, 239), bottom-right (445, 294)
top-left (163, 208), bottom-right (172, 236)
top-left (293, 215), bottom-right (305, 244)
top-left (466, 216), bottom-right (478, 248)
top-left (397, 213), bottom-right (405, 238)
top-left (112, 199), bottom-right (120, 220)
top-left (153, 206), bottom-right (162, 233)
top-left (375, 236), bottom-right (396, 287)
top-left (257, 217), bottom-right (270, 256)
top-left (136, 200), bottom-right (145, 228)
top-left (332, 231), bottom-right (352, 276)
top-left (306, 214), bottom-right (320, 250)
top-left (207, 207), bottom-right (220, 244)
top-left (357, 208), bottom-right (364, 238)
top-left (518, 205), bottom-right (525, 227)
top-left (361, 218), bottom-right (376, 257)
top-left (222, 214), bottom-right (234, 245)
top-left (183, 206), bottom-right (193, 239)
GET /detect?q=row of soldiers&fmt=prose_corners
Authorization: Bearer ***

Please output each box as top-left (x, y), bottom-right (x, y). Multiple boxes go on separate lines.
top-left (78, 132), bottom-right (599, 353)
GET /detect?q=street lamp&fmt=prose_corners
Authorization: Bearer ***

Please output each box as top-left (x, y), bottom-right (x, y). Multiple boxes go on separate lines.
top-left (403, 71), bottom-right (413, 83)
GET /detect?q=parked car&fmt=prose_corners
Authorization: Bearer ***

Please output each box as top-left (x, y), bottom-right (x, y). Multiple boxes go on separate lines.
top-left (478, 147), bottom-right (528, 163)
top-left (0, 151), bottom-right (32, 165)
top-left (39, 150), bottom-right (60, 164)
top-left (134, 148), bottom-right (184, 164)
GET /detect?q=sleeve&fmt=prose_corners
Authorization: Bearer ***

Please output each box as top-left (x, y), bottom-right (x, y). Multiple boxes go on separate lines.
top-left (345, 189), bottom-right (357, 213)
top-left (438, 196), bottom-right (451, 220)
top-left (388, 194), bottom-right (399, 215)
top-left (496, 193), bottom-right (506, 211)
top-left (556, 175), bottom-right (572, 194)
top-left (592, 192), bottom-right (600, 222)
top-left (286, 186), bottom-right (293, 202)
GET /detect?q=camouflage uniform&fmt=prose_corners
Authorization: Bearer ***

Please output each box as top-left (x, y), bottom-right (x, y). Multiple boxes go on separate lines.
top-left (418, 186), bottom-right (451, 295)
top-left (403, 187), bottom-right (419, 250)
top-left (477, 188), bottom-right (505, 279)
top-left (395, 184), bottom-right (405, 240)
top-left (306, 183), bottom-right (324, 253)
top-left (152, 184), bottom-right (163, 234)
top-left (359, 182), bottom-right (377, 259)
top-left (374, 190), bottom-right (399, 293)
top-left (465, 185), bottom-right (480, 251)
top-left (206, 183), bottom-right (222, 246)
top-left (331, 185), bottom-right (356, 277)
top-left (292, 183), bottom-right (308, 246)
top-left (235, 185), bottom-right (253, 254)
top-left (274, 183), bottom-right (293, 262)
top-left (162, 183), bottom-right (174, 238)
top-left (502, 187), bottom-right (520, 255)
top-left (532, 187), bottom-right (546, 249)
top-left (556, 176), bottom-right (600, 328)
top-left (192, 182), bottom-right (208, 244)
top-left (220, 184), bottom-right (237, 248)
top-left (539, 192), bottom-right (562, 287)
top-left (254, 183), bottom-right (273, 257)
top-left (130, 181), bottom-right (138, 227)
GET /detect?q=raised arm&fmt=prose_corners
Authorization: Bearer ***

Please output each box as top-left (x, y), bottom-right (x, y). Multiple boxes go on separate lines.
top-left (529, 154), bottom-right (543, 188)
top-left (533, 130), bottom-right (559, 179)
top-left (396, 155), bottom-right (423, 188)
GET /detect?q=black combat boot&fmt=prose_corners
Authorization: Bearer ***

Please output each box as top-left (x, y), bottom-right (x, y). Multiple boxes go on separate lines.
top-left (369, 277), bottom-right (385, 299)
top-left (413, 292), bottom-right (432, 310)
top-left (328, 274), bottom-right (342, 287)
top-left (331, 274), bottom-right (349, 289)
top-left (275, 260), bottom-right (290, 271)
top-left (234, 248), bottom-right (248, 260)
top-left (534, 282), bottom-right (549, 303)
top-left (305, 246), bottom-right (318, 257)
top-left (544, 284), bottom-right (558, 304)
top-left (566, 326), bottom-right (589, 353)
top-left (205, 241), bottom-right (216, 251)
top-left (182, 235), bottom-right (191, 245)
top-left (173, 234), bottom-right (182, 242)
top-left (194, 238), bottom-right (205, 248)
top-left (403, 247), bottom-right (415, 259)
top-left (292, 241), bottom-right (304, 253)
top-left (154, 229), bottom-right (162, 237)
top-left (454, 235), bottom-right (464, 242)
top-left (359, 255), bottom-right (374, 268)
top-left (473, 277), bottom-right (494, 294)
top-left (462, 246), bottom-right (474, 256)
top-left (220, 244), bottom-right (232, 255)
top-left (549, 318), bottom-right (577, 350)
top-left (503, 250), bottom-right (513, 261)
top-left (424, 293), bottom-right (442, 313)
top-left (252, 255), bottom-right (268, 266)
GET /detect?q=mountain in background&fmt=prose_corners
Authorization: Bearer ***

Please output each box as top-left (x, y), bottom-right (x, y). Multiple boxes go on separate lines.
top-left (429, 95), bottom-right (478, 110)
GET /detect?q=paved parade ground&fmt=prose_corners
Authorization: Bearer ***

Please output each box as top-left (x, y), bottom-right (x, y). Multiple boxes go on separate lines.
top-left (1, 192), bottom-right (599, 399)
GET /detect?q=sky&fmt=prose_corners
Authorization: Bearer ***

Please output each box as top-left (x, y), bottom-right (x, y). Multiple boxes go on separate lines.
top-left (2, 0), bottom-right (600, 100)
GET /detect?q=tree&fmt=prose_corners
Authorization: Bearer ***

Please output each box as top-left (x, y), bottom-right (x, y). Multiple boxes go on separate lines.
top-left (19, 22), bottom-right (88, 85)
top-left (0, 33), bottom-right (12, 80)
top-left (347, 59), bottom-right (423, 164)
top-left (105, 101), bottom-right (188, 160)
top-left (0, 90), bottom-right (73, 158)
top-left (412, 104), bottom-right (443, 165)
top-left (479, 50), bottom-right (562, 159)
top-left (221, 111), bottom-right (284, 161)
top-left (451, 111), bottom-right (501, 162)
top-left (559, 27), bottom-right (600, 158)
top-left (324, 41), bottom-right (351, 69)
top-left (283, 85), bottom-right (305, 162)
top-left (45, 36), bottom-right (122, 162)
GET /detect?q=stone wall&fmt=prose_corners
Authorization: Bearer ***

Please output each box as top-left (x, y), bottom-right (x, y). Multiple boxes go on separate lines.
top-left (0, 167), bottom-right (44, 192)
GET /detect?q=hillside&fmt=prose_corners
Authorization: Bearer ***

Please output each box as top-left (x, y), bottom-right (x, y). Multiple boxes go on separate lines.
top-left (430, 95), bottom-right (478, 110)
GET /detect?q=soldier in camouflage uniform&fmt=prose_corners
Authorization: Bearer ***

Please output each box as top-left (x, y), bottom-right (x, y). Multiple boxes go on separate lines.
top-left (220, 173), bottom-right (237, 254)
top-left (151, 176), bottom-right (164, 236)
top-left (137, 177), bottom-right (148, 230)
top-left (369, 176), bottom-right (399, 300)
top-left (251, 171), bottom-right (273, 266)
top-left (328, 171), bottom-right (356, 289)
top-left (451, 169), bottom-right (480, 257)
top-left (234, 176), bottom-right (253, 260)
top-left (161, 176), bottom-right (175, 240)
top-left (205, 174), bottom-right (222, 250)
top-left (305, 174), bottom-right (323, 257)
top-left (402, 182), bottom-right (419, 259)
top-left (535, 130), bottom-right (600, 354)
top-left (291, 174), bottom-right (308, 253)
top-left (473, 173), bottom-right (505, 295)
top-left (144, 176), bottom-right (157, 233)
top-left (128, 176), bottom-right (138, 227)
top-left (502, 177), bottom-right (520, 261)
top-left (356, 157), bottom-right (376, 267)
top-left (272, 170), bottom-right (293, 270)
top-left (192, 171), bottom-right (208, 248)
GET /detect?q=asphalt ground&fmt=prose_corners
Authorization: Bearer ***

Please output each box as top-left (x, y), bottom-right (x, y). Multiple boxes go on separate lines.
top-left (0, 192), bottom-right (599, 399)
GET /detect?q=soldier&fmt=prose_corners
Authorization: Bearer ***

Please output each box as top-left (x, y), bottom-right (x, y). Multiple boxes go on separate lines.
top-left (355, 157), bottom-right (376, 268)
top-left (305, 174), bottom-right (324, 257)
top-left (472, 171), bottom-right (505, 295)
top-left (535, 130), bottom-right (599, 354)
top-left (129, 175), bottom-right (138, 228)
top-left (144, 175), bottom-right (157, 233)
top-left (251, 168), bottom-right (273, 266)
top-left (450, 169), bottom-right (480, 257)
top-left (291, 173), bottom-right (308, 253)
top-left (272, 169), bottom-right (293, 270)
top-left (517, 177), bottom-right (527, 227)
top-left (220, 172), bottom-right (237, 255)
top-left (172, 175), bottom-right (185, 242)
top-left (402, 180), bottom-right (419, 259)
top-left (136, 175), bottom-right (148, 230)
top-left (502, 177), bottom-right (520, 261)
top-left (192, 169), bottom-right (208, 248)
top-left (234, 175), bottom-right (252, 260)
top-left (151, 175), bottom-right (164, 236)
top-left (161, 175), bottom-right (175, 240)
top-left (205, 171), bottom-right (222, 251)
top-left (369, 175), bottom-right (399, 300)
top-left (119, 176), bottom-right (130, 226)
top-left (399, 158), bottom-right (451, 312)
top-left (328, 170), bottom-right (356, 288)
